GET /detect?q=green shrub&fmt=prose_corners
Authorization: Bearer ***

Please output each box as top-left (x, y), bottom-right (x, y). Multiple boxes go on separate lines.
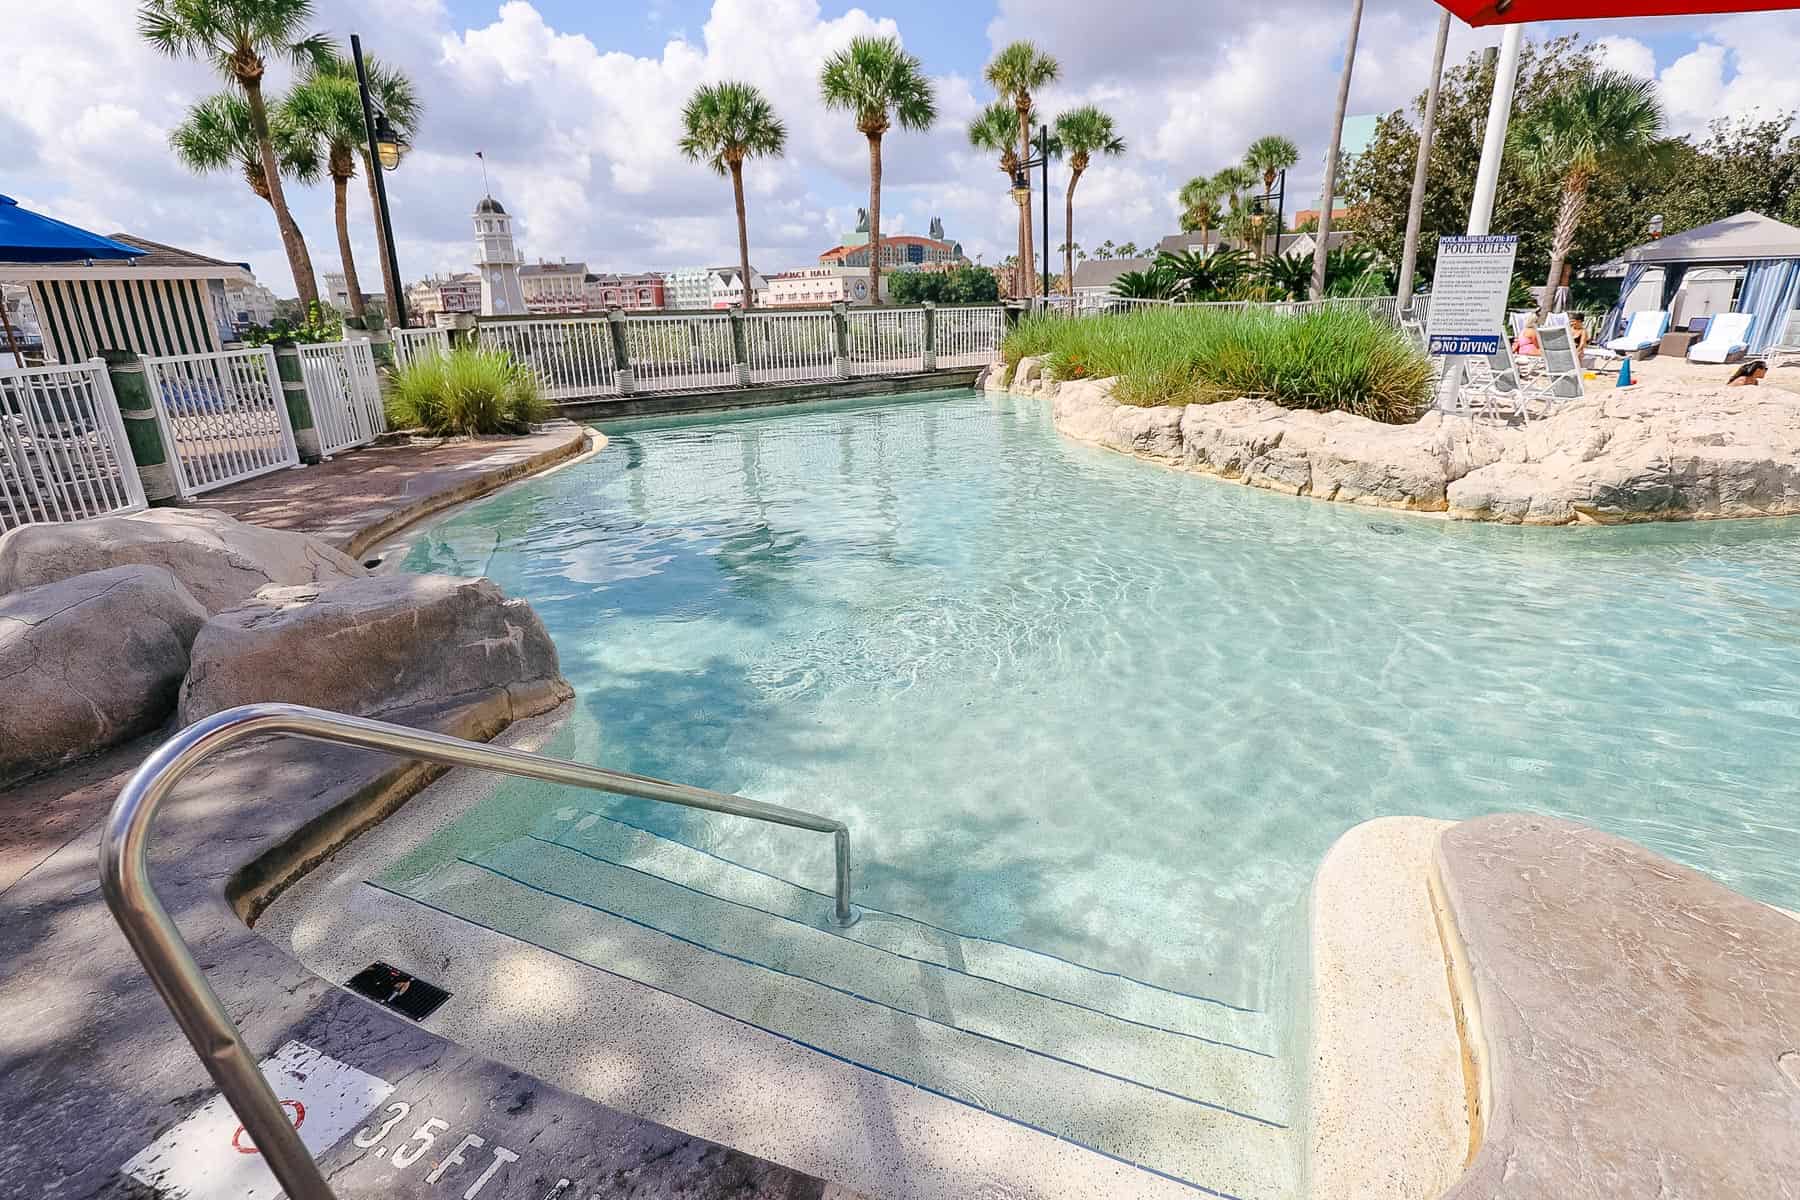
top-left (1002, 304), bottom-right (1433, 424)
top-left (387, 348), bottom-right (548, 435)
top-left (888, 263), bottom-right (1002, 305)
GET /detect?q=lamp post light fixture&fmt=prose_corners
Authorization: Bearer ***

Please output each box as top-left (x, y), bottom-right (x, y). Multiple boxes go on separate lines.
top-left (1011, 124), bottom-right (1052, 302)
top-left (1648, 213), bottom-right (1665, 240)
top-left (352, 32), bottom-right (408, 328)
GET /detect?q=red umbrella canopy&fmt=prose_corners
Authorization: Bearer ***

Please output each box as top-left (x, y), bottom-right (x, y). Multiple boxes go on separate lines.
top-left (1439, 0), bottom-right (1799, 23)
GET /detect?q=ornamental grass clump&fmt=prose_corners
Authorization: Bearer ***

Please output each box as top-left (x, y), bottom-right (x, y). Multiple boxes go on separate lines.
top-left (1002, 305), bottom-right (1433, 424)
top-left (387, 348), bottom-right (547, 436)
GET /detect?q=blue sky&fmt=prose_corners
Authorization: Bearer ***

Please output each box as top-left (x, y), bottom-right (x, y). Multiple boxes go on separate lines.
top-left (6, 1), bottom-right (1798, 298)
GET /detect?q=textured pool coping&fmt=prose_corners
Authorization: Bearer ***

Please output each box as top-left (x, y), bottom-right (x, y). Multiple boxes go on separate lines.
top-left (1308, 818), bottom-right (1471, 1199)
top-left (261, 705), bottom-right (1214, 1200)
top-left (198, 420), bottom-right (597, 560)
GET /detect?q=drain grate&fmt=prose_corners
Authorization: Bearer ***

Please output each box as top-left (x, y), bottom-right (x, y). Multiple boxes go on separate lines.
top-left (346, 962), bottom-right (451, 1021)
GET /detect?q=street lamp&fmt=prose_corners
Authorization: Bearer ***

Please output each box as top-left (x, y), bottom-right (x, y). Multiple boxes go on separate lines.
top-left (352, 33), bottom-right (408, 328)
top-left (1249, 169), bottom-right (1286, 257)
top-left (1648, 213), bottom-right (1665, 240)
top-left (1010, 124), bottom-right (1052, 302)
top-left (373, 113), bottom-right (408, 172)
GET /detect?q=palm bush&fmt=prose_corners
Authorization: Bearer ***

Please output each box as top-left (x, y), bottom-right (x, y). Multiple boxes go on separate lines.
top-left (1003, 305), bottom-right (1432, 424)
top-left (1112, 267), bottom-right (1179, 300)
top-left (388, 348), bottom-right (547, 436)
top-left (1156, 247), bottom-right (1251, 300)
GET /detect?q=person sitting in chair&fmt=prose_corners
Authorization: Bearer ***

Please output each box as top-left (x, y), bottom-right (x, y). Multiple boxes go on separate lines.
top-left (1727, 360), bottom-right (1768, 387)
top-left (1568, 313), bottom-right (1589, 356)
top-left (1514, 315), bottom-right (1541, 358)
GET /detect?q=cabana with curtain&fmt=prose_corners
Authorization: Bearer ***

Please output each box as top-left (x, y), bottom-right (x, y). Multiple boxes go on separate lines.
top-left (1596, 211), bottom-right (1800, 353)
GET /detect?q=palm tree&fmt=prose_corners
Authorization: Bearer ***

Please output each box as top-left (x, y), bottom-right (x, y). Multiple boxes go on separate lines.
top-left (170, 91), bottom-right (320, 212)
top-left (969, 99), bottom-right (1033, 296)
top-left (678, 81), bottom-right (786, 311)
top-left (1052, 106), bottom-right (1125, 295)
top-left (1213, 164), bottom-right (1259, 251)
top-left (139, 0), bottom-right (333, 307)
top-left (1243, 134), bottom-right (1298, 256)
top-left (984, 41), bottom-right (1059, 296)
top-left (820, 35), bottom-right (936, 307)
top-left (284, 65), bottom-right (372, 319)
top-left (1510, 68), bottom-right (1665, 319)
top-left (1178, 174), bottom-right (1227, 251)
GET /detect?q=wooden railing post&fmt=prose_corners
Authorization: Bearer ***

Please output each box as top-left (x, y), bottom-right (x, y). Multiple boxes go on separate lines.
top-left (921, 302), bottom-right (937, 372)
top-left (831, 302), bottom-right (849, 379)
top-left (606, 308), bottom-right (636, 395)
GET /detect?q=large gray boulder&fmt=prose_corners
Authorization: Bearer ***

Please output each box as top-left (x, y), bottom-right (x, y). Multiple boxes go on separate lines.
top-left (0, 565), bottom-right (208, 784)
top-left (0, 507), bottom-right (366, 613)
top-left (179, 574), bottom-right (573, 725)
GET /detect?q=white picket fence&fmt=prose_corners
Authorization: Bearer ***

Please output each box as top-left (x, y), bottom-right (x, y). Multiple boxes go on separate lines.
top-left (935, 306), bottom-right (1007, 368)
top-left (624, 313), bottom-right (738, 393)
top-left (846, 309), bottom-right (926, 376)
top-left (743, 311), bottom-right (836, 384)
top-left (1, 360), bottom-right (146, 532)
top-left (393, 326), bottom-right (450, 369)
top-left (143, 346), bottom-right (299, 498)
top-left (480, 317), bottom-right (619, 401)
top-left (300, 339), bottom-right (386, 456)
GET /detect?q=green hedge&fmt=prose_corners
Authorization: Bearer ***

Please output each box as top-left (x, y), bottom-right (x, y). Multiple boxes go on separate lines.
top-left (1002, 305), bottom-right (1433, 424)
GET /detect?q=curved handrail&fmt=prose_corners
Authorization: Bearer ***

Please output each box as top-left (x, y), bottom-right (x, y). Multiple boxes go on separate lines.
top-left (100, 702), bottom-right (856, 1200)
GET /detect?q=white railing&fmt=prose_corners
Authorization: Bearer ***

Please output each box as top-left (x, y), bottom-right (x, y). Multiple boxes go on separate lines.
top-left (143, 346), bottom-right (298, 498)
top-left (846, 308), bottom-right (926, 376)
top-left (742, 310), bottom-right (836, 384)
top-left (625, 313), bottom-right (736, 393)
top-left (1, 360), bottom-right (146, 532)
top-left (299, 340), bottom-right (386, 457)
top-left (392, 326), bottom-right (450, 370)
top-left (480, 317), bottom-right (618, 402)
top-left (1059, 293), bottom-right (1407, 327)
top-left (935, 306), bottom-right (1008, 367)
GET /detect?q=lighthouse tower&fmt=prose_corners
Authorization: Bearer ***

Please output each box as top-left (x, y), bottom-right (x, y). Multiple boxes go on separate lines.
top-left (473, 195), bottom-right (526, 316)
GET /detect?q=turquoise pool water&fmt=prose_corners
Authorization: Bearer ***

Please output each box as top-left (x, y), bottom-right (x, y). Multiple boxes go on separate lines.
top-left (401, 389), bottom-right (1800, 1009)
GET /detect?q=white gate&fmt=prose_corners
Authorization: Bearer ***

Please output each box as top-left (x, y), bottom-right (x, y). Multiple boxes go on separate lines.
top-left (846, 309), bottom-right (926, 376)
top-left (935, 306), bottom-right (1007, 367)
top-left (393, 326), bottom-right (450, 369)
top-left (1, 360), bottom-right (147, 532)
top-left (625, 313), bottom-right (737, 392)
top-left (300, 340), bottom-right (386, 457)
top-left (143, 346), bottom-right (298, 498)
top-left (743, 311), bottom-right (836, 384)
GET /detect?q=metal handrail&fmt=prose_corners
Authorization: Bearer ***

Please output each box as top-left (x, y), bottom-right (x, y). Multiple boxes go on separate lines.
top-left (100, 702), bottom-right (857, 1200)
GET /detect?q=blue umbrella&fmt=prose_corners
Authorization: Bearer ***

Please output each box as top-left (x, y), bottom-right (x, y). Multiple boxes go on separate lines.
top-left (0, 195), bottom-right (143, 365)
top-left (0, 194), bottom-right (144, 263)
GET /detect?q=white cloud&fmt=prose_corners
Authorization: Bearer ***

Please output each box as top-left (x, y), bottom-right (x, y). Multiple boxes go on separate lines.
top-left (5, 0), bottom-right (1800, 300)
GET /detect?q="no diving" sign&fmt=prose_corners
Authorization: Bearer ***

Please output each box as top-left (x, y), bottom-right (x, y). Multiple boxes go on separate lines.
top-left (1426, 234), bottom-right (1518, 357)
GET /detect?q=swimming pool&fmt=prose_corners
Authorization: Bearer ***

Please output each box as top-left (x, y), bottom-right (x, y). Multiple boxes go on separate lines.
top-left (387, 387), bottom-right (1800, 1188)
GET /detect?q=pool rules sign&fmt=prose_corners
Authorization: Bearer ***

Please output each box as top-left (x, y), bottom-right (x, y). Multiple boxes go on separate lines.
top-left (1426, 235), bottom-right (1518, 356)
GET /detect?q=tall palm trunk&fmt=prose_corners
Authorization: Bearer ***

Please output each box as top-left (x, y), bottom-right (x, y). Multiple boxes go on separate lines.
top-left (729, 157), bottom-right (754, 310)
top-left (1540, 172), bottom-right (1589, 320)
top-left (1063, 163), bottom-right (1083, 295)
top-left (243, 76), bottom-right (318, 308)
top-left (331, 165), bottom-right (366, 320)
top-left (866, 132), bottom-right (885, 305)
top-left (362, 149), bottom-right (402, 325)
top-left (1016, 104), bottom-right (1036, 295)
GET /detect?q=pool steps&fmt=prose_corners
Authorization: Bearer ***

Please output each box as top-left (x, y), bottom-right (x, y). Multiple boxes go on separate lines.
top-left (399, 811), bottom-right (1295, 1197)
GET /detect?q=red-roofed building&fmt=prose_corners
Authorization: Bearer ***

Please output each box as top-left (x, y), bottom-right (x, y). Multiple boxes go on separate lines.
top-left (818, 234), bottom-right (965, 270)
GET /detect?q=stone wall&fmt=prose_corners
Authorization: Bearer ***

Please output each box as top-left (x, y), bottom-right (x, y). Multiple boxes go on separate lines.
top-left (996, 360), bottom-right (1800, 525)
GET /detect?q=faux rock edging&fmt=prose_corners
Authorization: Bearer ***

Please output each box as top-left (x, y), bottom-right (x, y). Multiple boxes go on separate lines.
top-left (993, 359), bottom-right (1800, 525)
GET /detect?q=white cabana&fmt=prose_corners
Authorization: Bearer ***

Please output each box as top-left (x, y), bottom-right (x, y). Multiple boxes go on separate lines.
top-left (1598, 212), bottom-right (1800, 354)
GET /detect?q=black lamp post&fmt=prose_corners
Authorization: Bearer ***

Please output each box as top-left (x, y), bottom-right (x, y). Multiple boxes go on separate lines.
top-left (1011, 124), bottom-right (1052, 301)
top-left (352, 33), bottom-right (408, 328)
top-left (1252, 169), bottom-right (1287, 257)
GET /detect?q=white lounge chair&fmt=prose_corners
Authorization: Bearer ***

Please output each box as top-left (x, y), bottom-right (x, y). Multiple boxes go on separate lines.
top-left (1686, 311), bottom-right (1754, 364)
top-left (1603, 310), bottom-right (1669, 358)
top-left (1535, 325), bottom-right (1584, 410)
